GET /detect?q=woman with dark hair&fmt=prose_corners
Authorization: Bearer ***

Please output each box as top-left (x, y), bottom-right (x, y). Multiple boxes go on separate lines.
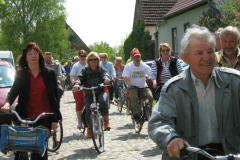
top-left (1, 42), bottom-right (62, 160)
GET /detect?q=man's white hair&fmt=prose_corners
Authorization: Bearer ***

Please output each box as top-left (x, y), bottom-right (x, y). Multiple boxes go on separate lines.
top-left (181, 25), bottom-right (215, 54)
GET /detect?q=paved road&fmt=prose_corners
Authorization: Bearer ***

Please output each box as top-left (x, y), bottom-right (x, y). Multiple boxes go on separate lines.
top-left (0, 91), bottom-right (162, 159)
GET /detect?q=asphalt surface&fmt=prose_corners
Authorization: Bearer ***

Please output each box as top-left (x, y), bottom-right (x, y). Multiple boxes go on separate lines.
top-left (0, 90), bottom-right (162, 160)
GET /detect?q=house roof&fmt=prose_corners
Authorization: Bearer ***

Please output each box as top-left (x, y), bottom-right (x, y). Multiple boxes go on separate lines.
top-left (141, 0), bottom-right (178, 26)
top-left (164, 0), bottom-right (208, 19)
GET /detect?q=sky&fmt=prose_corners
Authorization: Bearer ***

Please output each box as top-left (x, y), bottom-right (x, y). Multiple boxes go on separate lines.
top-left (64, 0), bottom-right (136, 47)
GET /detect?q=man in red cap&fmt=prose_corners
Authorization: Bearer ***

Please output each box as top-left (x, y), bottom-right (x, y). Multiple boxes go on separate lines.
top-left (122, 48), bottom-right (153, 124)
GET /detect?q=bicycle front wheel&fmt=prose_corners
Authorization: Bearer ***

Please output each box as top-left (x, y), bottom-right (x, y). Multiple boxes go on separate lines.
top-left (117, 90), bottom-right (123, 113)
top-left (47, 120), bottom-right (63, 152)
top-left (144, 104), bottom-right (152, 122)
top-left (91, 114), bottom-right (104, 153)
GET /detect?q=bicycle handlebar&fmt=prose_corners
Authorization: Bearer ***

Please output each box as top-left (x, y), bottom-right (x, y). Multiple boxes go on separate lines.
top-left (78, 83), bottom-right (111, 91)
top-left (10, 110), bottom-right (54, 125)
top-left (181, 146), bottom-right (240, 160)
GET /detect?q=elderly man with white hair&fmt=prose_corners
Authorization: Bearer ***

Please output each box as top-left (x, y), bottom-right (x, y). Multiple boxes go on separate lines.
top-left (215, 26), bottom-right (240, 70)
top-left (148, 25), bottom-right (240, 160)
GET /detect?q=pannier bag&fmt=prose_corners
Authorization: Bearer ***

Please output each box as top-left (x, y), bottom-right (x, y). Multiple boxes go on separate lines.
top-left (0, 125), bottom-right (48, 157)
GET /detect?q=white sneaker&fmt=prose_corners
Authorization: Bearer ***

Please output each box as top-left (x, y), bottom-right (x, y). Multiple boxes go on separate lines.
top-left (77, 121), bottom-right (82, 129)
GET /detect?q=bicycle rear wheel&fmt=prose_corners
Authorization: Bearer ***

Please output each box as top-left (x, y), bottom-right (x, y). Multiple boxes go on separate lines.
top-left (47, 120), bottom-right (63, 152)
top-left (144, 104), bottom-right (152, 122)
top-left (91, 114), bottom-right (104, 153)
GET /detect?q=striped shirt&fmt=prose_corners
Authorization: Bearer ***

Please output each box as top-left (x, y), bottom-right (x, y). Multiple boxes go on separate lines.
top-left (150, 57), bottom-right (183, 84)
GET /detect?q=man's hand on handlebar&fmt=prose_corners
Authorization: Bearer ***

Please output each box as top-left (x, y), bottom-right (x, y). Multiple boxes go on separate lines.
top-left (1, 102), bottom-right (10, 113)
top-left (167, 137), bottom-right (190, 158)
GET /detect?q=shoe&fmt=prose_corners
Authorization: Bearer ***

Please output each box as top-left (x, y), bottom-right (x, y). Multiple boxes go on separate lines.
top-left (104, 121), bottom-right (111, 131)
top-left (134, 114), bottom-right (141, 123)
top-left (87, 128), bottom-right (92, 138)
top-left (126, 108), bottom-right (130, 115)
top-left (110, 100), bottom-right (114, 104)
top-left (77, 121), bottom-right (82, 129)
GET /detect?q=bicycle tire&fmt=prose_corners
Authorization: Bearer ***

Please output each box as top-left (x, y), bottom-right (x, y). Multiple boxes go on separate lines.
top-left (144, 105), bottom-right (152, 122)
top-left (91, 114), bottom-right (104, 153)
top-left (47, 120), bottom-right (63, 152)
top-left (18, 152), bottom-right (29, 160)
top-left (117, 89), bottom-right (123, 113)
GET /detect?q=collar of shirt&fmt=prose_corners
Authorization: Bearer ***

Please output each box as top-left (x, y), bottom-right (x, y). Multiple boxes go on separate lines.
top-left (190, 69), bottom-right (220, 88)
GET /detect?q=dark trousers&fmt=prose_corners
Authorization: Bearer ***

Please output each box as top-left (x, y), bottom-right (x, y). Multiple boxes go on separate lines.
top-left (14, 117), bottom-right (52, 160)
top-left (109, 86), bottom-right (114, 101)
top-left (84, 92), bottom-right (109, 125)
top-left (198, 143), bottom-right (224, 160)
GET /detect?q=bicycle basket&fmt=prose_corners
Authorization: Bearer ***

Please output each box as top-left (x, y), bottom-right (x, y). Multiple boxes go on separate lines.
top-left (0, 125), bottom-right (48, 157)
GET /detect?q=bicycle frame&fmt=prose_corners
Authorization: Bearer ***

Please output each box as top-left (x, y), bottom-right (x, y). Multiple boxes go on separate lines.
top-left (79, 84), bottom-right (110, 153)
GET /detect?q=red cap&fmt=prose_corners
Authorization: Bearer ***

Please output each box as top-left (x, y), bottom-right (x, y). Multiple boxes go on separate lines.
top-left (132, 50), bottom-right (141, 57)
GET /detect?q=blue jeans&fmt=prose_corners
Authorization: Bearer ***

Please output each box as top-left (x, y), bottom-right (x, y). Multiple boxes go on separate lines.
top-left (114, 84), bottom-right (120, 99)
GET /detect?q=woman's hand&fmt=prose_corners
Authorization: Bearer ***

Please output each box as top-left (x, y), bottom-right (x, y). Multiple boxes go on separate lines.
top-left (104, 79), bottom-right (110, 85)
top-left (73, 84), bottom-right (80, 92)
top-left (52, 122), bottom-right (59, 131)
top-left (153, 83), bottom-right (157, 89)
top-left (1, 102), bottom-right (10, 113)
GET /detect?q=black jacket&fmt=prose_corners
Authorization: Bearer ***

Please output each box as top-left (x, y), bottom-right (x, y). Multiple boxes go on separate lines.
top-left (6, 67), bottom-right (62, 122)
top-left (76, 66), bottom-right (110, 96)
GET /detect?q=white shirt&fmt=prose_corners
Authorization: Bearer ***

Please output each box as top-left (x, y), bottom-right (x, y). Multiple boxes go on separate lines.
top-left (122, 62), bottom-right (151, 88)
top-left (70, 62), bottom-right (87, 80)
top-left (191, 70), bottom-right (220, 146)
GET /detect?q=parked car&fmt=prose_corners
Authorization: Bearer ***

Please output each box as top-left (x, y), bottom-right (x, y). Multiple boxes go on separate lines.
top-left (0, 51), bottom-right (15, 66)
top-left (0, 60), bottom-right (16, 110)
top-left (144, 60), bottom-right (154, 68)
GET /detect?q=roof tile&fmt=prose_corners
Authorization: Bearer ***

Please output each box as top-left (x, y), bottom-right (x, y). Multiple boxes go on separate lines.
top-left (141, 0), bottom-right (178, 26)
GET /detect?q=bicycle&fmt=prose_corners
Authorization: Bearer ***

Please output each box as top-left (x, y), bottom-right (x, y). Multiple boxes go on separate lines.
top-left (115, 78), bottom-right (127, 113)
top-left (47, 120), bottom-right (63, 152)
top-left (128, 86), bottom-right (152, 134)
top-left (181, 146), bottom-right (240, 160)
top-left (79, 83), bottom-right (110, 153)
top-left (0, 110), bottom-right (53, 160)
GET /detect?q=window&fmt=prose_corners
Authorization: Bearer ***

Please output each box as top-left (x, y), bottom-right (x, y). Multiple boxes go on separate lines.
top-left (184, 23), bottom-right (190, 33)
top-left (171, 27), bottom-right (178, 55)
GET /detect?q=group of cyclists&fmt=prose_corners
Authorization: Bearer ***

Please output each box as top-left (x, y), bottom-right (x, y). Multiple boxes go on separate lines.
top-left (1, 24), bottom-right (240, 160)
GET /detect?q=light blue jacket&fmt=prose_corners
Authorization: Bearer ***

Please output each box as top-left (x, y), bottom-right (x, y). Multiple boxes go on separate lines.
top-left (148, 67), bottom-right (240, 160)
top-left (100, 61), bottom-right (116, 80)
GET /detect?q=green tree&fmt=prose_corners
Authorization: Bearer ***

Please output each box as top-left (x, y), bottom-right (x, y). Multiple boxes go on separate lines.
top-left (89, 41), bottom-right (114, 61)
top-left (123, 20), bottom-right (151, 62)
top-left (198, 0), bottom-right (239, 32)
top-left (0, 0), bottom-right (70, 61)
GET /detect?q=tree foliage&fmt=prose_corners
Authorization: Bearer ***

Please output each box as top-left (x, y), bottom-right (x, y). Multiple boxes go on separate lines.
top-left (89, 41), bottom-right (114, 61)
top-left (0, 0), bottom-right (70, 61)
top-left (198, 0), bottom-right (239, 32)
top-left (123, 20), bottom-right (151, 62)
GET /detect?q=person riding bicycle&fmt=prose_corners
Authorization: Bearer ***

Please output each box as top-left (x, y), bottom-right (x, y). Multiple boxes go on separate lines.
top-left (70, 49), bottom-right (87, 130)
top-left (73, 52), bottom-right (111, 138)
top-left (151, 43), bottom-right (183, 101)
top-left (1, 42), bottom-right (62, 160)
top-left (148, 25), bottom-right (240, 160)
top-left (122, 49), bottom-right (153, 124)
